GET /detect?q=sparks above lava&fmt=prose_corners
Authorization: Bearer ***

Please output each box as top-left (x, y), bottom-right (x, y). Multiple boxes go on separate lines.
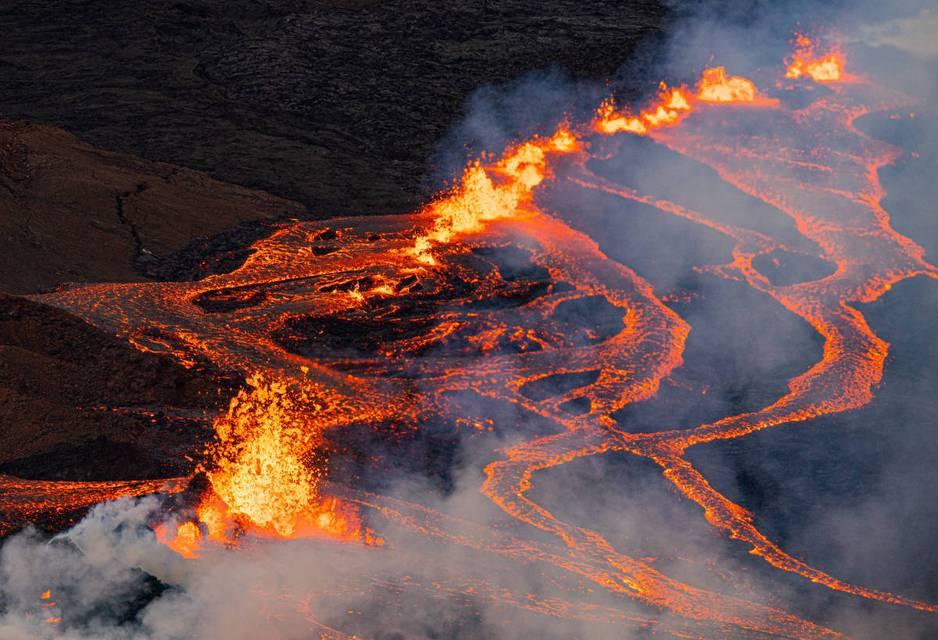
top-left (156, 374), bottom-right (368, 556)
top-left (5, 34), bottom-right (936, 639)
top-left (785, 33), bottom-right (846, 82)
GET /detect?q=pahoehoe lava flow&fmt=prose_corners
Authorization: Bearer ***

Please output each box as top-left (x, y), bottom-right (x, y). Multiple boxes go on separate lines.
top-left (3, 36), bottom-right (937, 639)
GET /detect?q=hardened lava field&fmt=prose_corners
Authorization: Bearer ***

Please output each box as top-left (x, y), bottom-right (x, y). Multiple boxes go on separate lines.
top-left (2, 34), bottom-right (938, 640)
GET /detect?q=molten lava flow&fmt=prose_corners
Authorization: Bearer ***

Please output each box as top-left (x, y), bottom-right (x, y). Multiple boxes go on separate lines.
top-left (168, 374), bottom-right (365, 554)
top-left (0, 474), bottom-right (187, 537)
top-left (593, 66), bottom-right (775, 138)
top-left (695, 66), bottom-right (776, 105)
top-left (12, 33), bottom-right (938, 638)
top-left (786, 34), bottom-right (845, 82)
top-left (412, 126), bottom-right (581, 263)
top-left (154, 520), bottom-right (203, 558)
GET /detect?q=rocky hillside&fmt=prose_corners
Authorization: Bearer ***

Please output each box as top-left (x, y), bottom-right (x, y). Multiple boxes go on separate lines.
top-left (0, 1), bottom-right (664, 214)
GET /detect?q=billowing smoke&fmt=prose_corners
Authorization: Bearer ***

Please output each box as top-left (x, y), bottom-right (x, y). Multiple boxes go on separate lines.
top-left (0, 483), bottom-right (682, 639)
top-left (3, 0), bottom-right (938, 639)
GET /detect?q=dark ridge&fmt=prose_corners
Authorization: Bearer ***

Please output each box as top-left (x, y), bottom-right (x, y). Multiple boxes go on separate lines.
top-left (519, 370), bottom-right (601, 401)
top-left (275, 247), bottom-right (563, 362)
top-left (0, 438), bottom-right (180, 481)
top-left (277, 312), bottom-right (437, 359)
top-left (463, 280), bottom-right (552, 311)
top-left (194, 285), bottom-right (269, 313)
top-left (144, 218), bottom-right (286, 282)
top-left (551, 295), bottom-right (624, 344)
top-left (752, 249), bottom-right (837, 286)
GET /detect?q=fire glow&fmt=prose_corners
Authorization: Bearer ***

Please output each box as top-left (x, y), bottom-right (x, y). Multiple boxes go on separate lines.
top-left (6, 34), bottom-right (937, 638)
top-left (414, 63), bottom-right (780, 264)
top-left (786, 34), bottom-right (845, 82)
top-left (156, 374), bottom-right (369, 557)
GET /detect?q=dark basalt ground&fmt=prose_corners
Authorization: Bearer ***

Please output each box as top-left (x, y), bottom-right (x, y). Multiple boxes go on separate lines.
top-left (0, 1), bottom-right (665, 487)
top-left (0, 0), bottom-right (666, 215)
top-left (0, 295), bottom-right (230, 480)
top-left (1, 4), bottom-right (937, 637)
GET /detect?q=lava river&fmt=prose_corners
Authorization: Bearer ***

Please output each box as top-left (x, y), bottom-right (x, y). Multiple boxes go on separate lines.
top-left (3, 37), bottom-right (937, 639)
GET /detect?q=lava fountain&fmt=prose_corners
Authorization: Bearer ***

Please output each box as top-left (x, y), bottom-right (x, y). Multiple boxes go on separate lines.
top-left (156, 373), bottom-right (368, 557)
top-left (2, 33), bottom-right (936, 639)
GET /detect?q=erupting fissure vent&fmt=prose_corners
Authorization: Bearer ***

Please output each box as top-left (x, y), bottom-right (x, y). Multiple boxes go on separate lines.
top-left (785, 34), bottom-right (846, 82)
top-left (7, 34), bottom-right (937, 638)
top-left (156, 374), bottom-right (370, 556)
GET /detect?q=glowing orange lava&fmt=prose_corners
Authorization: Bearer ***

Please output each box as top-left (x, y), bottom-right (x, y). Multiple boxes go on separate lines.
top-left (154, 520), bottom-right (202, 558)
top-left (593, 65), bottom-right (777, 140)
top-left (159, 374), bottom-right (368, 556)
top-left (203, 373), bottom-right (326, 537)
top-left (412, 126), bottom-right (581, 263)
top-left (6, 34), bottom-right (937, 638)
top-left (696, 66), bottom-right (777, 105)
top-left (786, 34), bottom-right (845, 82)
top-left (37, 589), bottom-right (61, 625)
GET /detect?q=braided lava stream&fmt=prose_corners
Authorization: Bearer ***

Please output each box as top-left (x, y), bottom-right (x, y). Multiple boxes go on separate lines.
top-left (4, 37), bottom-right (936, 638)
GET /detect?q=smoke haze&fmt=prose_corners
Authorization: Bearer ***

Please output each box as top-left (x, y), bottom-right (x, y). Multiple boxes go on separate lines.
top-left (2, 1), bottom-right (938, 639)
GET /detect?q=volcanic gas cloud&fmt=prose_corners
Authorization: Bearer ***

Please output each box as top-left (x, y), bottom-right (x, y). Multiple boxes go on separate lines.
top-left (1, 26), bottom-right (936, 640)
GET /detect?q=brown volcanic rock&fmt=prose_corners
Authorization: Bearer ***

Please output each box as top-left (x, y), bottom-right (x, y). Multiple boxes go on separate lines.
top-left (0, 295), bottom-right (226, 480)
top-left (0, 124), bottom-right (283, 518)
top-left (0, 120), bottom-right (301, 496)
top-left (0, 1), bottom-right (664, 530)
top-left (0, 120), bottom-right (303, 294)
top-left (0, 0), bottom-right (664, 214)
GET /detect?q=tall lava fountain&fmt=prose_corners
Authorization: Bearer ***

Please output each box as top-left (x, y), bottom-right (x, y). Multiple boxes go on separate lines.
top-left (1, 15), bottom-right (937, 640)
